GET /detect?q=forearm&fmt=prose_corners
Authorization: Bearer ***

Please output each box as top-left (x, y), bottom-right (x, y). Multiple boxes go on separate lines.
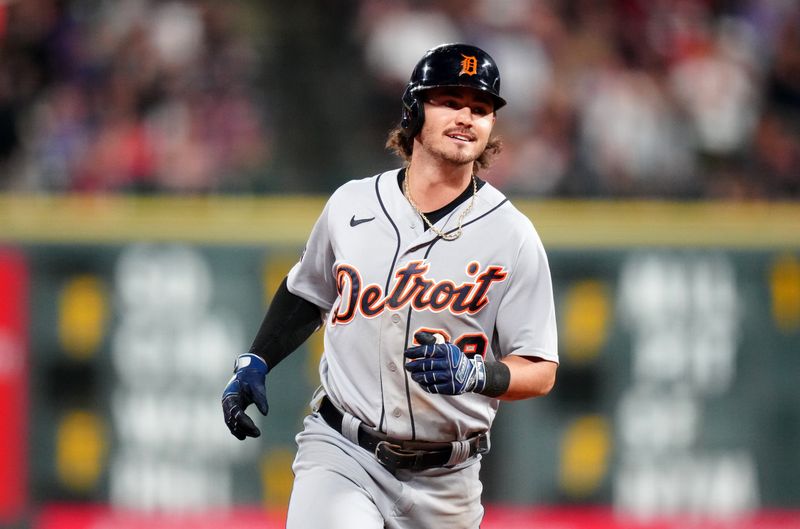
top-left (496, 355), bottom-right (558, 401)
top-left (248, 277), bottom-right (324, 370)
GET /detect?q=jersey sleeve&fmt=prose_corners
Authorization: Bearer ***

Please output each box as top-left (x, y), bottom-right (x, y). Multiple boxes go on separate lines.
top-left (286, 198), bottom-right (338, 311)
top-left (493, 223), bottom-right (559, 363)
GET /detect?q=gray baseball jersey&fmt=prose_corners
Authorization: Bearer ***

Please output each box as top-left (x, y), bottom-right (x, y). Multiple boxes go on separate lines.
top-left (286, 168), bottom-right (558, 442)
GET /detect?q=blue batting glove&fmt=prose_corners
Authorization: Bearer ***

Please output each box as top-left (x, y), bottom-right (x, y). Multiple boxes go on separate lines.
top-left (222, 353), bottom-right (269, 440)
top-left (404, 332), bottom-right (487, 395)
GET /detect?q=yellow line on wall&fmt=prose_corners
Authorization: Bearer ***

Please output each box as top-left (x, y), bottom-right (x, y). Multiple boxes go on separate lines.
top-left (519, 200), bottom-right (800, 249)
top-left (1, 194), bottom-right (799, 248)
top-left (0, 195), bottom-right (326, 246)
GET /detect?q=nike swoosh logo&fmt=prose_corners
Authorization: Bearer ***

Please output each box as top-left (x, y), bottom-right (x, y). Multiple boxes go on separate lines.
top-left (350, 215), bottom-right (375, 227)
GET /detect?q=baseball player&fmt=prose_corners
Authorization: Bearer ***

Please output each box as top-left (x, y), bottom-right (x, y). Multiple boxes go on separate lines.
top-left (222, 43), bottom-right (558, 529)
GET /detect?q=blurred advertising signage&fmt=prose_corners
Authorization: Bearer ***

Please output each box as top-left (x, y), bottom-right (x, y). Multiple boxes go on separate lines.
top-left (0, 250), bottom-right (28, 523)
top-left (108, 245), bottom-right (253, 510)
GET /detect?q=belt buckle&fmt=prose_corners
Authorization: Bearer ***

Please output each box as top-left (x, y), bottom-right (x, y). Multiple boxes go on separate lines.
top-left (375, 440), bottom-right (404, 473)
top-left (476, 433), bottom-right (489, 455)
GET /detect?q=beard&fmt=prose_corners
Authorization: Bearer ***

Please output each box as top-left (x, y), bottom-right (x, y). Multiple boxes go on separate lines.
top-left (417, 129), bottom-right (487, 166)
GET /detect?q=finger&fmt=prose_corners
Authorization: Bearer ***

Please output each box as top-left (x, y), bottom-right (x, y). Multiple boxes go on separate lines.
top-left (222, 395), bottom-right (262, 439)
top-left (411, 374), bottom-right (458, 395)
top-left (426, 381), bottom-right (458, 395)
top-left (404, 345), bottom-right (424, 359)
top-left (222, 393), bottom-right (241, 421)
top-left (251, 381), bottom-right (269, 416)
top-left (410, 375), bottom-right (442, 394)
top-left (412, 368), bottom-right (454, 385)
top-left (414, 331), bottom-right (437, 345)
top-left (410, 370), bottom-right (438, 386)
top-left (427, 358), bottom-right (451, 371)
top-left (233, 409), bottom-right (262, 438)
top-left (404, 359), bottom-right (423, 372)
top-left (406, 357), bottom-right (450, 372)
top-left (418, 358), bottom-right (451, 375)
top-left (404, 344), bottom-right (436, 360)
top-left (404, 358), bottom-right (433, 372)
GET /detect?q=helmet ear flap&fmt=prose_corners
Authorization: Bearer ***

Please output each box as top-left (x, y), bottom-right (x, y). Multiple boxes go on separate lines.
top-left (401, 85), bottom-right (423, 139)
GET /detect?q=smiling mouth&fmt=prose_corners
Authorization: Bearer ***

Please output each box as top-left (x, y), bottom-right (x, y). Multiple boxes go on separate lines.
top-left (446, 131), bottom-right (476, 142)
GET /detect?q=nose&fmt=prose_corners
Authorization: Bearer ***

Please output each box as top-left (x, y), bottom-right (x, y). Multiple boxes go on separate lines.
top-left (454, 105), bottom-right (473, 126)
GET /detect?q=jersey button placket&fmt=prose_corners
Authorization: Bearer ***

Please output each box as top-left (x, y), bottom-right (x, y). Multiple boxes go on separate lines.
top-left (378, 310), bottom-right (408, 437)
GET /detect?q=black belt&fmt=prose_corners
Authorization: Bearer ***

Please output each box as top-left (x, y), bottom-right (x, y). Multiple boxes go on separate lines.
top-left (318, 396), bottom-right (489, 473)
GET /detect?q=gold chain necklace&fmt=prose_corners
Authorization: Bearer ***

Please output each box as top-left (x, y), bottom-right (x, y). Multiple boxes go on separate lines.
top-left (403, 169), bottom-right (477, 241)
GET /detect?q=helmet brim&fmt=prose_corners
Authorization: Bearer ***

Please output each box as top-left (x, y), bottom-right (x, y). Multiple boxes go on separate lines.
top-left (411, 84), bottom-right (507, 112)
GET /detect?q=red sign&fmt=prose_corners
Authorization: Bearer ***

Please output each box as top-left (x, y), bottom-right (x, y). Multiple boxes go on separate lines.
top-left (0, 249), bottom-right (28, 523)
top-left (36, 505), bottom-right (286, 529)
top-left (33, 504), bottom-right (800, 529)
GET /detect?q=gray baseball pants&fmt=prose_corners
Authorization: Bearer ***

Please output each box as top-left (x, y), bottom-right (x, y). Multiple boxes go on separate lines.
top-left (286, 413), bottom-right (484, 529)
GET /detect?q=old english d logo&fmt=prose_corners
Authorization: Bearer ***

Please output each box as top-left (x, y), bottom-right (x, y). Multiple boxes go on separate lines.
top-left (459, 54), bottom-right (478, 76)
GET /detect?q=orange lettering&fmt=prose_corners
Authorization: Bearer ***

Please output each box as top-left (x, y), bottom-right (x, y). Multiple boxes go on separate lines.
top-left (459, 55), bottom-right (478, 76)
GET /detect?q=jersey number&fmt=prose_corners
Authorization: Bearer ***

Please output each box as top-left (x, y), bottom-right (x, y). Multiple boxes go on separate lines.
top-left (413, 328), bottom-right (488, 358)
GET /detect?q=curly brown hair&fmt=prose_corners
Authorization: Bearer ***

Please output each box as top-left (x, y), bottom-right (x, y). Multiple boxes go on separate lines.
top-left (385, 125), bottom-right (503, 172)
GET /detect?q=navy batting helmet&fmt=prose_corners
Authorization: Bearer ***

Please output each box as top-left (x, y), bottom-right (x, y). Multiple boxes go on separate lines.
top-left (400, 43), bottom-right (506, 139)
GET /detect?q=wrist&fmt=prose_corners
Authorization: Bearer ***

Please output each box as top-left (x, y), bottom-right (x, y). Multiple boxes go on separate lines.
top-left (476, 360), bottom-right (510, 398)
top-left (469, 355), bottom-right (487, 394)
top-left (235, 353), bottom-right (269, 375)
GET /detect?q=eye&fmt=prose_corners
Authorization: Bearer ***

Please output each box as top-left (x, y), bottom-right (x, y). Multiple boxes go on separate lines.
top-left (471, 105), bottom-right (490, 116)
top-left (425, 96), bottom-right (449, 107)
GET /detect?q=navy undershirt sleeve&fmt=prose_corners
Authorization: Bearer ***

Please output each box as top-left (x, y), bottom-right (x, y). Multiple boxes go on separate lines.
top-left (247, 277), bottom-right (323, 370)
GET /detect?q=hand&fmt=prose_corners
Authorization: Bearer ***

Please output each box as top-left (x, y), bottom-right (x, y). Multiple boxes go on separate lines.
top-left (404, 332), bottom-right (486, 395)
top-left (222, 353), bottom-right (269, 440)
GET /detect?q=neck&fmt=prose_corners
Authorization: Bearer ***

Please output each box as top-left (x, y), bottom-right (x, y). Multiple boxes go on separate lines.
top-left (405, 159), bottom-right (474, 212)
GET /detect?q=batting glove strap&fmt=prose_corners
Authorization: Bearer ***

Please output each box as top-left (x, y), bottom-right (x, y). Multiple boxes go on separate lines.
top-left (469, 354), bottom-right (487, 394)
top-left (232, 353), bottom-right (269, 374)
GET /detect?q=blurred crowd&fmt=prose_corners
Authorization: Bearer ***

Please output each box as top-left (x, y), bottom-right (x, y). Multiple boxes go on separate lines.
top-left (1, 0), bottom-right (799, 198)
top-left (359, 0), bottom-right (800, 198)
top-left (0, 0), bottom-right (269, 193)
